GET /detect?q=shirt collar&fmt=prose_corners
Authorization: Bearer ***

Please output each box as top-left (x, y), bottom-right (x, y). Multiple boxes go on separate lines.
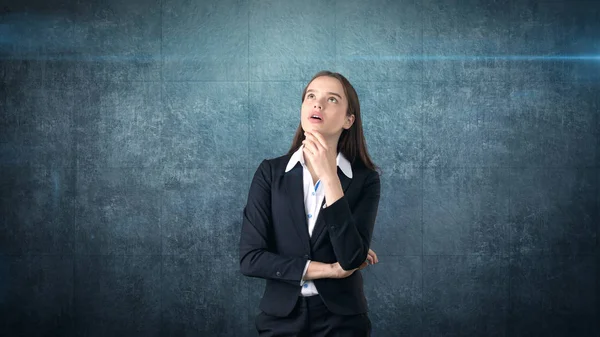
top-left (284, 144), bottom-right (353, 179)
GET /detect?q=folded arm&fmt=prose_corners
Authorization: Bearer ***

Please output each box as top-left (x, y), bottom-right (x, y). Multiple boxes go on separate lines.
top-left (321, 171), bottom-right (381, 270)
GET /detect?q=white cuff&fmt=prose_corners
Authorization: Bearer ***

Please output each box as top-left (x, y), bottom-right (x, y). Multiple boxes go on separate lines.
top-left (300, 260), bottom-right (311, 286)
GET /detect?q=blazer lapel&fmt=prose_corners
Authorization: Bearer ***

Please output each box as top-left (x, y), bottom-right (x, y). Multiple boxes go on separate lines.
top-left (310, 167), bottom-right (353, 246)
top-left (282, 163), bottom-right (311, 249)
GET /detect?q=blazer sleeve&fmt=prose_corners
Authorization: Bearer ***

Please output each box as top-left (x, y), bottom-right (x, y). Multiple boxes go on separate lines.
top-left (321, 169), bottom-right (381, 270)
top-left (239, 159), bottom-right (308, 286)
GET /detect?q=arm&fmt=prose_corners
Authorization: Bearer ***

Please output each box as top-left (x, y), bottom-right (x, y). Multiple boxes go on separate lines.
top-left (321, 170), bottom-right (381, 270)
top-left (239, 159), bottom-right (309, 286)
top-left (302, 261), bottom-right (334, 281)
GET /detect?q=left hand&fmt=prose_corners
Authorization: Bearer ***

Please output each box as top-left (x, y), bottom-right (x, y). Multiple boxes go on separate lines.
top-left (358, 249), bottom-right (379, 271)
top-left (302, 131), bottom-right (337, 181)
top-left (366, 249), bottom-right (378, 265)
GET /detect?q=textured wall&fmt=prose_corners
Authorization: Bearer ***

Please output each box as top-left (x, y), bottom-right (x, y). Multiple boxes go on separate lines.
top-left (1, 0), bottom-right (599, 336)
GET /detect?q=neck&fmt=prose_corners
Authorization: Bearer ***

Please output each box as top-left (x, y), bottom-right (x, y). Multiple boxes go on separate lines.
top-left (324, 135), bottom-right (339, 154)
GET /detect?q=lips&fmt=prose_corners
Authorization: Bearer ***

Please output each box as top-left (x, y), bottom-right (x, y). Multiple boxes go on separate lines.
top-left (309, 111), bottom-right (323, 122)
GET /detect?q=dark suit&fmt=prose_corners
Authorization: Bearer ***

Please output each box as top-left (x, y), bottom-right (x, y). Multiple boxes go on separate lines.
top-left (239, 152), bottom-right (381, 318)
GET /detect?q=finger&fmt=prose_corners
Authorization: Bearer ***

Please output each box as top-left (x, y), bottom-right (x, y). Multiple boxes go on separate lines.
top-left (369, 249), bottom-right (378, 264)
top-left (306, 131), bottom-right (328, 150)
top-left (302, 138), bottom-right (319, 155)
top-left (304, 132), bottom-right (324, 153)
top-left (367, 250), bottom-right (374, 264)
top-left (368, 249), bottom-right (378, 263)
top-left (302, 147), bottom-right (313, 162)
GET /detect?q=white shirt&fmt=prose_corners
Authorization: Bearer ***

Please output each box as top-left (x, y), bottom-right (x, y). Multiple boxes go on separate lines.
top-left (284, 144), bottom-right (353, 296)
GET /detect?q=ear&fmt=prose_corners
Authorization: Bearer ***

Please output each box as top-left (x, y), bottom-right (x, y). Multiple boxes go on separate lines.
top-left (343, 114), bottom-right (355, 130)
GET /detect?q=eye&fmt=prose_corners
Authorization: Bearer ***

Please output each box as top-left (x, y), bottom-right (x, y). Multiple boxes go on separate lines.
top-left (328, 97), bottom-right (338, 103)
top-left (307, 93), bottom-right (315, 99)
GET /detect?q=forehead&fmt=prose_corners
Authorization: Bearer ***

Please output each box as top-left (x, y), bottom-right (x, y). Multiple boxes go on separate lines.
top-left (307, 76), bottom-right (344, 96)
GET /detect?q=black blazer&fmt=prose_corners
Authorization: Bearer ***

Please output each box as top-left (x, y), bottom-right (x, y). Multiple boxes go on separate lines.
top-left (239, 152), bottom-right (381, 317)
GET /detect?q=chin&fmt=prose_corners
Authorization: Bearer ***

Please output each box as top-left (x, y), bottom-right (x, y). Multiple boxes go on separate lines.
top-left (305, 125), bottom-right (325, 133)
top-left (301, 122), bottom-right (331, 135)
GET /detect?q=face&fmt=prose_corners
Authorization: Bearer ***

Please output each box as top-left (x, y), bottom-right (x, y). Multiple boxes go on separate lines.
top-left (301, 76), bottom-right (355, 138)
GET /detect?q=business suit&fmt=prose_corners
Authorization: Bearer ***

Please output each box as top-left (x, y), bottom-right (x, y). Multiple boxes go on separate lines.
top-left (239, 150), bottom-right (381, 334)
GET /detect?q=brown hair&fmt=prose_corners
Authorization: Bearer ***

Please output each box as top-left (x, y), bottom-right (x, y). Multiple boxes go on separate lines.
top-left (286, 70), bottom-right (380, 174)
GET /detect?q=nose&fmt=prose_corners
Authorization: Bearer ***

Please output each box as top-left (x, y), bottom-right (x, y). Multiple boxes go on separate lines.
top-left (313, 102), bottom-right (322, 109)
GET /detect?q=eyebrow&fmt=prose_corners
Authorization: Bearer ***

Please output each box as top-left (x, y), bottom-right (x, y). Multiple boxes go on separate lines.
top-left (306, 89), bottom-right (343, 100)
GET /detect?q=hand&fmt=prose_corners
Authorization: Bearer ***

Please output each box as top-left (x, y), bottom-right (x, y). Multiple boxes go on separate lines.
top-left (330, 261), bottom-right (367, 279)
top-left (330, 249), bottom-right (379, 278)
top-left (366, 248), bottom-right (379, 265)
top-left (302, 131), bottom-right (337, 181)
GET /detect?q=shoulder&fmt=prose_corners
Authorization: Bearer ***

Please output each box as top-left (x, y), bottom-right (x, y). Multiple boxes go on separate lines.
top-left (351, 159), bottom-right (380, 182)
top-left (253, 153), bottom-right (294, 177)
top-left (267, 153), bottom-right (294, 171)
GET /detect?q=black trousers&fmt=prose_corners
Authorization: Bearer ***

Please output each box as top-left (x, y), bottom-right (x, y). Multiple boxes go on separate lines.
top-left (255, 295), bottom-right (371, 337)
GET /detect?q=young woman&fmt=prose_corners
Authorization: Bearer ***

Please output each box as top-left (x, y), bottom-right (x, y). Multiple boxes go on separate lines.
top-left (239, 70), bottom-right (381, 337)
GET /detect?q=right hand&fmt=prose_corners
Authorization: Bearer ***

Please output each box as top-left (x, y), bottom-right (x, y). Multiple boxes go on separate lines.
top-left (330, 261), bottom-right (368, 279)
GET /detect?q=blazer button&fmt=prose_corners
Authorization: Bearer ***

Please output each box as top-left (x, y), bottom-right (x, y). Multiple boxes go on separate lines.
top-left (330, 225), bottom-right (335, 230)
top-left (276, 271), bottom-right (281, 277)
top-left (304, 254), bottom-right (309, 259)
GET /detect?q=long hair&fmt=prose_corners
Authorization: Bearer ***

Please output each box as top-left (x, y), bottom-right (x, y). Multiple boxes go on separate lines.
top-left (286, 70), bottom-right (380, 174)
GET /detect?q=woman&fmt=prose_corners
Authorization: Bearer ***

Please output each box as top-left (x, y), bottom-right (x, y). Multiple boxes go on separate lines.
top-left (239, 70), bottom-right (381, 336)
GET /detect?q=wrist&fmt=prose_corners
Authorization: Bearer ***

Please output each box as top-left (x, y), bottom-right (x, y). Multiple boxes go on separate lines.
top-left (323, 262), bottom-right (337, 279)
top-left (327, 263), bottom-right (338, 279)
top-left (305, 261), bottom-right (336, 280)
top-left (320, 172), bottom-right (338, 185)
top-left (322, 177), bottom-right (343, 207)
